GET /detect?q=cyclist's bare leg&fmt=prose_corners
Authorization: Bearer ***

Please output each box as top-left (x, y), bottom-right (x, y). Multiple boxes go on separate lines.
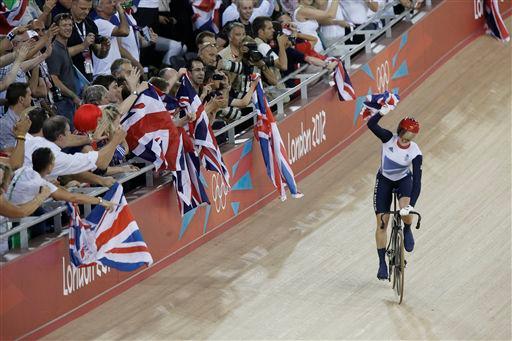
top-left (375, 213), bottom-right (390, 248)
top-left (376, 213), bottom-right (390, 279)
top-left (398, 197), bottom-right (413, 225)
top-left (399, 196), bottom-right (415, 251)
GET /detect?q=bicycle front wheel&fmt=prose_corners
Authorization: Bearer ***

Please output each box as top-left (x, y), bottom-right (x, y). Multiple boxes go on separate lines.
top-left (394, 229), bottom-right (405, 304)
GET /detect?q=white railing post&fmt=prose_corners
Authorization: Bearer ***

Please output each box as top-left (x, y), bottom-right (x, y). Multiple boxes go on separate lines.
top-left (228, 127), bottom-right (235, 144)
top-left (53, 213), bottom-right (62, 234)
top-left (365, 32), bottom-right (373, 54)
top-left (277, 100), bottom-right (284, 116)
top-left (20, 229), bottom-right (28, 249)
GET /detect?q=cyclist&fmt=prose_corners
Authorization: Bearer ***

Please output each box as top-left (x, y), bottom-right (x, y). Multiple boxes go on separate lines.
top-left (368, 110), bottom-right (423, 280)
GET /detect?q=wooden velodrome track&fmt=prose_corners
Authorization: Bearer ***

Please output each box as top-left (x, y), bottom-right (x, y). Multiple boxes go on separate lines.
top-left (45, 27), bottom-right (511, 340)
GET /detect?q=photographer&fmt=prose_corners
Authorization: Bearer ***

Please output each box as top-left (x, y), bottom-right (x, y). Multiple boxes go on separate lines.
top-left (203, 67), bottom-right (259, 124)
top-left (68, 0), bottom-right (110, 82)
top-left (253, 16), bottom-right (288, 74)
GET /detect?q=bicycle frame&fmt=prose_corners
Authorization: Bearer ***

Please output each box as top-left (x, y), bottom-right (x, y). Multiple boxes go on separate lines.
top-left (379, 191), bottom-right (422, 303)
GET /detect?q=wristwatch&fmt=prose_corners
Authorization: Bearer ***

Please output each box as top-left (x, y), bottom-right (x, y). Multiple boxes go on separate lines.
top-left (132, 90), bottom-right (139, 96)
top-left (98, 197), bottom-right (103, 204)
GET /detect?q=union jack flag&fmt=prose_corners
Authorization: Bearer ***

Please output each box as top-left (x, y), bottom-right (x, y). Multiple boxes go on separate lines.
top-left (162, 93), bottom-right (180, 115)
top-left (359, 91), bottom-right (400, 120)
top-left (328, 58), bottom-right (356, 101)
top-left (121, 84), bottom-right (191, 171)
top-left (484, 0), bottom-right (510, 42)
top-left (67, 183), bottom-right (153, 271)
top-left (191, 0), bottom-right (221, 33)
top-left (121, 84), bottom-right (208, 216)
top-left (174, 152), bottom-right (210, 216)
top-left (0, 0), bottom-right (28, 34)
top-left (253, 79), bottom-right (303, 201)
top-left (176, 75), bottom-right (230, 188)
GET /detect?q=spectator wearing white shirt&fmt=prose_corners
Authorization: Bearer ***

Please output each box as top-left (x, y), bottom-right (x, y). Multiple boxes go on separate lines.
top-left (91, 0), bottom-right (130, 76)
top-left (8, 148), bottom-right (116, 209)
top-left (223, 0), bottom-right (255, 36)
top-left (24, 116), bottom-right (127, 179)
top-left (222, 0), bottom-right (274, 27)
top-left (315, 0), bottom-right (350, 48)
top-left (0, 162), bottom-right (52, 219)
top-left (340, 0), bottom-right (379, 44)
top-left (115, 10), bottom-right (158, 73)
top-left (293, 0), bottom-right (339, 52)
top-left (341, 0), bottom-right (379, 25)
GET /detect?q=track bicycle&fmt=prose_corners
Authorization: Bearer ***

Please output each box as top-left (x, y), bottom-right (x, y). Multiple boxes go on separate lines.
top-left (380, 191), bottom-right (421, 304)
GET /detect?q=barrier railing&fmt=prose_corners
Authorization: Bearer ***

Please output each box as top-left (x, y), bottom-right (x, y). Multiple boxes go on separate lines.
top-left (0, 162), bottom-right (154, 253)
top-left (0, 0), bottom-right (431, 257)
top-left (215, 0), bottom-right (430, 140)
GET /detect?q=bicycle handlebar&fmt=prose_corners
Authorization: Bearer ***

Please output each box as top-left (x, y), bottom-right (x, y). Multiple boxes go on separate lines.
top-left (379, 211), bottom-right (422, 230)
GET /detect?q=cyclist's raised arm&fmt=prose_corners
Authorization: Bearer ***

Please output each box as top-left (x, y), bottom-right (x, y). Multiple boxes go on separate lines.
top-left (368, 113), bottom-right (393, 143)
top-left (410, 155), bottom-right (423, 206)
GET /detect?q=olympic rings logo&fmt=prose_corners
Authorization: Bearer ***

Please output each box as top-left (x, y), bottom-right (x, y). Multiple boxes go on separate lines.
top-left (211, 173), bottom-right (229, 213)
top-left (376, 61), bottom-right (390, 93)
top-left (474, 0), bottom-right (483, 19)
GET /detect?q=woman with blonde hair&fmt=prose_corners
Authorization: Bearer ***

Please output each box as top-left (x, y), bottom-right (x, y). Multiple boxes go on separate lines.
top-left (95, 105), bottom-right (132, 169)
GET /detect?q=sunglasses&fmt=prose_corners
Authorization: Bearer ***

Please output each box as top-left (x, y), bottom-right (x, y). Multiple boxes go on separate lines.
top-left (53, 13), bottom-right (73, 25)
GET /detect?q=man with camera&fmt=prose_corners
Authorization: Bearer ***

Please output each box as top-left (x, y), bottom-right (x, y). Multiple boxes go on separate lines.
top-left (46, 13), bottom-right (82, 127)
top-left (252, 16), bottom-right (290, 101)
top-left (91, 0), bottom-right (130, 76)
top-left (68, 0), bottom-right (110, 82)
top-left (253, 16), bottom-right (289, 75)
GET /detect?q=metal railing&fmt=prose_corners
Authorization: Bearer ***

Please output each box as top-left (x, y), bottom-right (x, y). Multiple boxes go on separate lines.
top-left (0, 0), bottom-right (432, 256)
top-left (215, 0), bottom-right (431, 141)
top-left (0, 161), bottom-right (154, 252)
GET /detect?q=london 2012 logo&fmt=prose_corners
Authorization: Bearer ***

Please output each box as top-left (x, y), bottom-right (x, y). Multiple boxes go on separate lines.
top-left (376, 60), bottom-right (390, 93)
top-left (211, 173), bottom-right (229, 213)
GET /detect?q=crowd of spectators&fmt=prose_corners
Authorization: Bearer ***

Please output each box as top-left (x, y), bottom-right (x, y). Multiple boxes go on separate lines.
top-left (0, 0), bottom-right (421, 252)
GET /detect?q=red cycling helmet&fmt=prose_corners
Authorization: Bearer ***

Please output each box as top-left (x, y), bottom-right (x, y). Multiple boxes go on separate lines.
top-left (397, 117), bottom-right (420, 135)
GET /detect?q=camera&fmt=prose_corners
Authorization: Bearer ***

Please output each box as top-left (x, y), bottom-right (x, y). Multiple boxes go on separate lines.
top-left (242, 42), bottom-right (274, 67)
top-left (50, 85), bottom-right (63, 103)
top-left (212, 73), bottom-right (224, 81)
top-left (203, 90), bottom-right (223, 104)
top-left (272, 21), bottom-right (296, 45)
top-left (95, 35), bottom-right (108, 45)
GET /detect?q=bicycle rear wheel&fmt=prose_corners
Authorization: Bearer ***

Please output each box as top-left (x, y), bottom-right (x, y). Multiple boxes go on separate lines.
top-left (394, 229), bottom-right (405, 304)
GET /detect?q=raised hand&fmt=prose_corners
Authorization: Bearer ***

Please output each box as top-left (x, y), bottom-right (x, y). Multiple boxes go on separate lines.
top-left (15, 44), bottom-right (30, 62)
top-left (100, 200), bottom-right (117, 212)
top-left (112, 127), bottom-right (127, 144)
top-left (399, 205), bottom-right (414, 216)
top-left (126, 67), bottom-right (141, 92)
top-left (13, 115), bottom-right (31, 136)
top-left (84, 33), bottom-right (95, 48)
